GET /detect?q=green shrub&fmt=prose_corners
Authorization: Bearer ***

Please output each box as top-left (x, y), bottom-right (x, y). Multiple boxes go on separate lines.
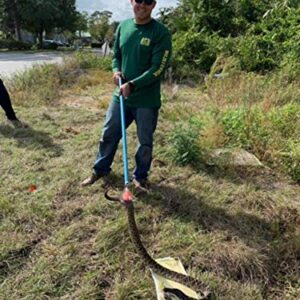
top-left (221, 108), bottom-right (256, 148)
top-left (280, 141), bottom-right (300, 182)
top-left (269, 103), bottom-right (300, 138)
top-left (237, 35), bottom-right (278, 72)
top-left (164, 1), bottom-right (300, 76)
top-left (220, 104), bottom-right (299, 150)
top-left (168, 117), bottom-right (204, 166)
top-left (277, 52), bottom-right (300, 83)
top-left (172, 31), bottom-right (217, 79)
top-left (0, 39), bottom-right (32, 50)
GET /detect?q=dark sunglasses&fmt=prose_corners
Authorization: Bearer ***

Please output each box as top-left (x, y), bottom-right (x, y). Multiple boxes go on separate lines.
top-left (135, 0), bottom-right (155, 5)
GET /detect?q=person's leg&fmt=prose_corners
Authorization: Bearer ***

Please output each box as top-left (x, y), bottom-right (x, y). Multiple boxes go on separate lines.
top-left (82, 100), bottom-right (127, 186)
top-left (93, 100), bottom-right (122, 175)
top-left (0, 79), bottom-right (18, 120)
top-left (133, 107), bottom-right (159, 182)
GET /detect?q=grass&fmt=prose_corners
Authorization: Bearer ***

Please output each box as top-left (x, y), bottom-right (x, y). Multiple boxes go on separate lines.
top-left (0, 54), bottom-right (299, 299)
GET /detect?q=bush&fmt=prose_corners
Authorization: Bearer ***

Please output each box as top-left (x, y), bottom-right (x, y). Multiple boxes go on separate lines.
top-left (237, 35), bottom-right (278, 72)
top-left (168, 117), bottom-right (204, 166)
top-left (221, 109), bottom-right (249, 146)
top-left (269, 103), bottom-right (300, 138)
top-left (163, 1), bottom-right (300, 76)
top-left (0, 39), bottom-right (32, 50)
top-left (280, 141), bottom-right (300, 182)
top-left (277, 52), bottom-right (300, 83)
top-left (172, 31), bottom-right (217, 79)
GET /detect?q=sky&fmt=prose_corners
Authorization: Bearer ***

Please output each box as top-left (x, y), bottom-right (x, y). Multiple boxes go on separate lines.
top-left (76, 0), bottom-right (178, 21)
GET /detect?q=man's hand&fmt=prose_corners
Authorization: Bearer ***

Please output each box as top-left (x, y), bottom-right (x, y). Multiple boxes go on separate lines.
top-left (119, 82), bottom-right (132, 98)
top-left (113, 71), bottom-right (123, 86)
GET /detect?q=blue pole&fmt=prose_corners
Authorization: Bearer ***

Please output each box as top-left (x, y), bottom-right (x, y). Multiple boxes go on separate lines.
top-left (119, 77), bottom-right (130, 186)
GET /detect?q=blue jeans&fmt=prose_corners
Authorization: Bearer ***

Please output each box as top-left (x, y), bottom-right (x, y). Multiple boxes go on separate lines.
top-left (93, 100), bottom-right (159, 180)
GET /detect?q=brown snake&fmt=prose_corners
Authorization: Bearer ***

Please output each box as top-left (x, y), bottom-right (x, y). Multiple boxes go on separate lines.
top-left (104, 190), bottom-right (212, 300)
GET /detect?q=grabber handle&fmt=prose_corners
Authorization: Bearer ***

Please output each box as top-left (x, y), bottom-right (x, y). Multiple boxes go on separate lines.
top-left (118, 76), bottom-right (130, 186)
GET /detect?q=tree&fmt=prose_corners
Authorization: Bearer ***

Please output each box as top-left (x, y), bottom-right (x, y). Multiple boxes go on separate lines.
top-left (105, 21), bottom-right (119, 46)
top-left (20, 0), bottom-right (78, 47)
top-left (20, 0), bottom-right (59, 46)
top-left (75, 11), bottom-right (88, 38)
top-left (0, 0), bottom-right (25, 40)
top-left (88, 10), bottom-right (112, 42)
top-left (1, 0), bottom-right (80, 45)
top-left (55, 0), bottom-right (78, 33)
top-left (0, 0), bottom-right (6, 34)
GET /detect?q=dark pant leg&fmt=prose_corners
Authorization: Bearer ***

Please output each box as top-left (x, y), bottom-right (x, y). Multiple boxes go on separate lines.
top-left (133, 107), bottom-right (159, 180)
top-left (0, 79), bottom-right (17, 120)
top-left (93, 100), bottom-right (134, 175)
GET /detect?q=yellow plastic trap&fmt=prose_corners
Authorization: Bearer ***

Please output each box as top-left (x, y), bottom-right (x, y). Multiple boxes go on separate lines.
top-left (151, 257), bottom-right (201, 300)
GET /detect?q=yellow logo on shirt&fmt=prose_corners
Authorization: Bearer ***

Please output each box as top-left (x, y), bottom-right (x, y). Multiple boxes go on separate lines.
top-left (154, 50), bottom-right (170, 77)
top-left (140, 37), bottom-right (151, 46)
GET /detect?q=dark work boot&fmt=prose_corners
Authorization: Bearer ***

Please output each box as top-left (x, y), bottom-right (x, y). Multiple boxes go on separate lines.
top-left (81, 172), bottom-right (108, 187)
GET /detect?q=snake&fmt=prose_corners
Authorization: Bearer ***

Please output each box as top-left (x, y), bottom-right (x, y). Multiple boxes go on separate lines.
top-left (104, 189), bottom-right (212, 300)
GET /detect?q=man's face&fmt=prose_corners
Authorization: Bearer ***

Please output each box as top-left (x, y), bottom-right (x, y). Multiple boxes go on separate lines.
top-left (131, 0), bottom-right (156, 22)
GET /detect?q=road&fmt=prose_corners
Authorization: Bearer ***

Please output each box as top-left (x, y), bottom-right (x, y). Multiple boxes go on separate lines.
top-left (0, 52), bottom-right (66, 78)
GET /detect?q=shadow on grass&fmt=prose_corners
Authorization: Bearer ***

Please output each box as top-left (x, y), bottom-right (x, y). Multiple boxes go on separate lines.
top-left (0, 238), bottom-right (41, 283)
top-left (149, 183), bottom-right (273, 248)
top-left (101, 171), bottom-right (275, 246)
top-left (0, 124), bottom-right (63, 156)
top-left (135, 182), bottom-right (299, 289)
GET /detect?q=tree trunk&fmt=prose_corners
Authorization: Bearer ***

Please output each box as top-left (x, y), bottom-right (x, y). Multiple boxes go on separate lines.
top-left (10, 0), bottom-right (22, 41)
top-left (38, 30), bottom-right (43, 48)
top-left (14, 22), bottom-right (21, 41)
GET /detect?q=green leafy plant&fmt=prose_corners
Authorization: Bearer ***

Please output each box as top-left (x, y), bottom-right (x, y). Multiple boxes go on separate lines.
top-left (280, 141), bottom-right (300, 182)
top-left (168, 117), bottom-right (204, 166)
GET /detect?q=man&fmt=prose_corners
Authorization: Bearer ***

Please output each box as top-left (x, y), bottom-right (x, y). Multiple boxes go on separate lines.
top-left (81, 0), bottom-right (172, 189)
top-left (0, 78), bottom-right (27, 128)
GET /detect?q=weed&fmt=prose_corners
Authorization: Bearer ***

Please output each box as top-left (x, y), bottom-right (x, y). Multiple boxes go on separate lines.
top-left (168, 117), bottom-right (204, 166)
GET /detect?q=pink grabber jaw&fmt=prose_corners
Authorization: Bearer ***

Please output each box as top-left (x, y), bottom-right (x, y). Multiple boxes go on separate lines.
top-left (122, 187), bottom-right (134, 203)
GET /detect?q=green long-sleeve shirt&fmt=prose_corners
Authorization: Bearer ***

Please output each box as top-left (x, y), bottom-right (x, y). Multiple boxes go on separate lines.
top-left (112, 18), bottom-right (172, 108)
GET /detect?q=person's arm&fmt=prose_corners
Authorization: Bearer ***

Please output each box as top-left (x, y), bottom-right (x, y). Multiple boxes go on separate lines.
top-left (112, 25), bottom-right (122, 85)
top-left (131, 29), bottom-right (172, 90)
